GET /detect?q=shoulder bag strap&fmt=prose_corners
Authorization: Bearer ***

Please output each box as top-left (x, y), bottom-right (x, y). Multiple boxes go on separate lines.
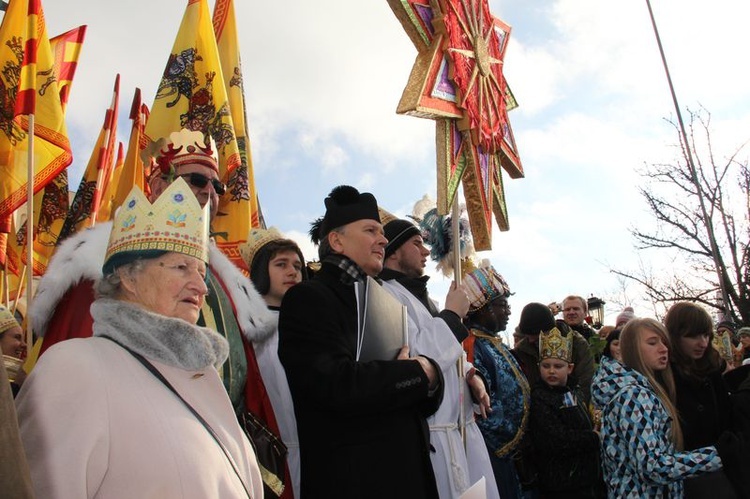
top-left (99, 335), bottom-right (253, 499)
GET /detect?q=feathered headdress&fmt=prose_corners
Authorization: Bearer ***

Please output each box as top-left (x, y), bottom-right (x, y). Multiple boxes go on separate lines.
top-left (411, 194), bottom-right (476, 276)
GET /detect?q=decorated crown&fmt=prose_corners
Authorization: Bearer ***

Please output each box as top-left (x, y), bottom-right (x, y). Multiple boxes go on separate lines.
top-left (539, 326), bottom-right (573, 362)
top-left (239, 227), bottom-right (284, 269)
top-left (142, 128), bottom-right (219, 179)
top-left (0, 305), bottom-right (20, 334)
top-left (712, 329), bottom-right (734, 364)
top-left (464, 259), bottom-right (512, 312)
top-left (103, 178), bottom-right (210, 273)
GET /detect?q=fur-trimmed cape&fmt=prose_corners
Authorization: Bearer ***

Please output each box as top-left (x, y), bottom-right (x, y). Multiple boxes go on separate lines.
top-left (30, 222), bottom-right (275, 343)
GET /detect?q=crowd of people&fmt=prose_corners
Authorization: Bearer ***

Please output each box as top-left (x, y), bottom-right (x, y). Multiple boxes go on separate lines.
top-left (2, 128), bottom-right (750, 498)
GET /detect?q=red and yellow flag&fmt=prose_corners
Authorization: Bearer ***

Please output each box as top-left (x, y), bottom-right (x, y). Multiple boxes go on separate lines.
top-left (145, 0), bottom-right (243, 265)
top-left (212, 0), bottom-right (264, 271)
top-left (112, 89), bottom-right (148, 213)
top-left (28, 25), bottom-right (87, 273)
top-left (0, 0), bottom-right (72, 220)
top-left (58, 76), bottom-right (120, 240)
top-left (96, 141), bottom-right (124, 222)
top-left (49, 25), bottom-right (87, 112)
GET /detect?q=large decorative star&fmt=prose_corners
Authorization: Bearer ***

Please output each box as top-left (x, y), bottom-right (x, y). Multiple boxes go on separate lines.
top-left (387, 0), bottom-right (522, 250)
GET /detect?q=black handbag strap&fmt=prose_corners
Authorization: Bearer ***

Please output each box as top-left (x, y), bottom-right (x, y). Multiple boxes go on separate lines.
top-left (100, 335), bottom-right (253, 499)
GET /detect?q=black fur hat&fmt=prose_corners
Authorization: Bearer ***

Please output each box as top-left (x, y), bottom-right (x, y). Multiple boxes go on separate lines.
top-left (309, 185), bottom-right (380, 244)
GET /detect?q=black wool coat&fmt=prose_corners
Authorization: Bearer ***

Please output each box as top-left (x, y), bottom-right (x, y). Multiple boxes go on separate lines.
top-left (278, 262), bottom-right (442, 499)
top-left (673, 365), bottom-right (732, 450)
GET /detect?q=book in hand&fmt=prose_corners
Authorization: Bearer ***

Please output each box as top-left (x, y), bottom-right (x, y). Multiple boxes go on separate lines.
top-left (355, 276), bottom-right (408, 362)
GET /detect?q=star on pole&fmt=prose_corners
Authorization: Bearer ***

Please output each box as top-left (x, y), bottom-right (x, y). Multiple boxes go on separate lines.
top-left (386, 0), bottom-right (523, 250)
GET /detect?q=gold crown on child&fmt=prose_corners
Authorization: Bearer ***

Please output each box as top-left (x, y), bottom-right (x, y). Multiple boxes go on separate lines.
top-left (539, 326), bottom-right (573, 362)
top-left (104, 178), bottom-right (210, 267)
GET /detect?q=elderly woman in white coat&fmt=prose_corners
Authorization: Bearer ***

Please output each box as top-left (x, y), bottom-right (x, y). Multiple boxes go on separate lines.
top-left (16, 180), bottom-right (263, 499)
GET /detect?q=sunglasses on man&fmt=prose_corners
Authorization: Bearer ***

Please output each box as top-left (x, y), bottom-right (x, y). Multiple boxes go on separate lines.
top-left (170, 172), bottom-right (227, 196)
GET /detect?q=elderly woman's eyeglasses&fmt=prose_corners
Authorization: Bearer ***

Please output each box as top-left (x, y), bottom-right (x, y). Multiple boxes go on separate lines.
top-left (169, 173), bottom-right (227, 196)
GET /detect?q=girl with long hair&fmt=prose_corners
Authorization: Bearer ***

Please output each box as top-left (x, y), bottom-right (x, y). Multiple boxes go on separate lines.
top-left (592, 318), bottom-right (725, 497)
top-left (663, 302), bottom-right (735, 497)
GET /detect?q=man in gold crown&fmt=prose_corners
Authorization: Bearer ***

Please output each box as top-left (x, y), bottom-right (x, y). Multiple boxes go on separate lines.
top-left (527, 309), bottom-right (603, 498)
top-left (29, 129), bottom-right (281, 488)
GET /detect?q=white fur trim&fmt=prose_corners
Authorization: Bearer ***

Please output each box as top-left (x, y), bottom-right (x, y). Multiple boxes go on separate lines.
top-left (31, 222), bottom-right (112, 337)
top-left (31, 221), bottom-right (275, 344)
top-left (207, 246), bottom-right (276, 342)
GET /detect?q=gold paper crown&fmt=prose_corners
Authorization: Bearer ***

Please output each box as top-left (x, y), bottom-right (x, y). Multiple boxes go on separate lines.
top-left (539, 326), bottom-right (573, 362)
top-left (0, 305), bottom-right (19, 334)
top-left (239, 227), bottom-right (284, 269)
top-left (104, 178), bottom-right (210, 271)
top-left (712, 330), bottom-right (734, 363)
top-left (142, 128), bottom-right (219, 179)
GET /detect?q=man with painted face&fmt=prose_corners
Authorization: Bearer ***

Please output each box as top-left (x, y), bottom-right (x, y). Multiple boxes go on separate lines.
top-left (463, 261), bottom-right (530, 499)
top-left (279, 187), bottom-right (444, 499)
top-left (379, 218), bottom-right (500, 499)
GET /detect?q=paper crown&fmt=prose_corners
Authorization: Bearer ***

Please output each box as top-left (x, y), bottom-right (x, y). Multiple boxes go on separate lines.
top-left (712, 329), bottom-right (734, 364)
top-left (142, 128), bottom-right (219, 179)
top-left (539, 326), bottom-right (573, 362)
top-left (239, 227), bottom-right (284, 268)
top-left (0, 305), bottom-right (20, 334)
top-left (464, 259), bottom-right (511, 311)
top-left (103, 178), bottom-right (210, 273)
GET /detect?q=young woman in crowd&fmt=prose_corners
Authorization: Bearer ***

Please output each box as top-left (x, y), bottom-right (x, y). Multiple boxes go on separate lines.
top-left (663, 302), bottom-right (735, 497)
top-left (592, 318), bottom-right (734, 497)
top-left (600, 328), bottom-right (622, 363)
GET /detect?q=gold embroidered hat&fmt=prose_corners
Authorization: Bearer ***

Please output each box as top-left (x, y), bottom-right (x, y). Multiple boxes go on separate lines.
top-left (239, 227), bottom-right (284, 269)
top-left (464, 260), bottom-right (512, 312)
top-left (539, 325), bottom-right (573, 362)
top-left (102, 178), bottom-right (210, 274)
top-left (0, 305), bottom-right (20, 334)
top-left (142, 128), bottom-right (219, 182)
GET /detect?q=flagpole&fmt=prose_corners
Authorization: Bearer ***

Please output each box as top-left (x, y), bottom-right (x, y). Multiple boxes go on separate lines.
top-left (644, 0), bottom-right (730, 313)
top-left (451, 197), bottom-right (467, 449)
top-left (2, 268), bottom-right (8, 306)
top-left (26, 113), bottom-right (34, 346)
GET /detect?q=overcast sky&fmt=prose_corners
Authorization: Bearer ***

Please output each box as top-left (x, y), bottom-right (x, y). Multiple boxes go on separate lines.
top-left (34, 0), bottom-right (750, 339)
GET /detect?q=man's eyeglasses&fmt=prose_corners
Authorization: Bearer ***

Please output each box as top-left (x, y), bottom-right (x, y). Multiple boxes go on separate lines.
top-left (171, 173), bottom-right (227, 196)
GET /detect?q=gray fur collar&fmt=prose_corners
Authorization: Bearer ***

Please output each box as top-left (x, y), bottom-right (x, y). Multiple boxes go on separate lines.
top-left (91, 299), bottom-right (229, 371)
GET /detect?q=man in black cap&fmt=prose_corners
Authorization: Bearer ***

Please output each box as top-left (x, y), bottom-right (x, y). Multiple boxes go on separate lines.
top-left (380, 218), bottom-right (470, 341)
top-left (278, 186), bottom-right (443, 499)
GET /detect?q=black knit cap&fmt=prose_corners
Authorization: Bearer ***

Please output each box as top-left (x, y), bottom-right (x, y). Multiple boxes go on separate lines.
top-left (309, 185), bottom-right (381, 244)
top-left (518, 302), bottom-right (555, 335)
top-left (384, 219), bottom-right (420, 258)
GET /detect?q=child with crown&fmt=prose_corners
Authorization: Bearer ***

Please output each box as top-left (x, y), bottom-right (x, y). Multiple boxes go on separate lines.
top-left (527, 315), bottom-right (604, 498)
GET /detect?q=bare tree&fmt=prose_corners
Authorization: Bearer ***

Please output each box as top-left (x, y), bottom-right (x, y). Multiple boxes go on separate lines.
top-left (611, 108), bottom-right (750, 325)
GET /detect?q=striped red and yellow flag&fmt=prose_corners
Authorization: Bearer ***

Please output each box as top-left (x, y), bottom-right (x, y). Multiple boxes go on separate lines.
top-left (111, 89), bottom-right (148, 214)
top-left (0, 0), bottom-right (72, 221)
top-left (49, 25), bottom-right (87, 112)
top-left (212, 0), bottom-right (264, 271)
top-left (58, 76), bottom-right (120, 240)
top-left (96, 142), bottom-right (124, 222)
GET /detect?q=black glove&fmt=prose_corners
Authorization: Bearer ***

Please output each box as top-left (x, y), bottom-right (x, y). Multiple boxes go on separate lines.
top-left (715, 430), bottom-right (750, 498)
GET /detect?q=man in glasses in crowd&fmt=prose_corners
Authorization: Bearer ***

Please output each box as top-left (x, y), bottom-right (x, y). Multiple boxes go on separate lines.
top-left (29, 128), bottom-right (284, 490)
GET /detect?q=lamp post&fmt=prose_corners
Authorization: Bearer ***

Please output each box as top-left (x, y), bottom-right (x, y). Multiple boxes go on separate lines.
top-left (587, 296), bottom-right (606, 329)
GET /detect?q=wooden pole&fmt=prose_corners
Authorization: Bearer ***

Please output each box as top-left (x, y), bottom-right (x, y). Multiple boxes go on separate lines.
top-left (452, 198), bottom-right (467, 449)
top-left (25, 114), bottom-right (34, 347)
